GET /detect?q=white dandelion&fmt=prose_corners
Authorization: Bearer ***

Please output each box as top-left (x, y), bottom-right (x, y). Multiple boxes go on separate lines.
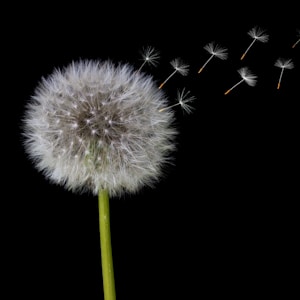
top-left (292, 29), bottom-right (300, 48)
top-left (22, 59), bottom-right (178, 197)
top-left (158, 58), bottom-right (189, 89)
top-left (198, 41), bottom-right (228, 73)
top-left (240, 26), bottom-right (269, 60)
top-left (22, 59), bottom-right (179, 300)
top-left (224, 67), bottom-right (257, 95)
top-left (137, 46), bottom-right (160, 72)
top-left (274, 58), bottom-right (294, 89)
top-left (159, 88), bottom-right (196, 114)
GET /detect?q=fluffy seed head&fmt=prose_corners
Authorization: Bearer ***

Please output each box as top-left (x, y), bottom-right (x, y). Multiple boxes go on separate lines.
top-left (158, 88), bottom-right (195, 114)
top-left (139, 46), bottom-right (160, 68)
top-left (22, 60), bottom-right (178, 197)
top-left (274, 58), bottom-right (294, 69)
top-left (175, 88), bottom-right (196, 114)
top-left (238, 67), bottom-right (257, 86)
top-left (248, 26), bottom-right (269, 43)
top-left (204, 42), bottom-right (228, 60)
top-left (170, 58), bottom-right (190, 76)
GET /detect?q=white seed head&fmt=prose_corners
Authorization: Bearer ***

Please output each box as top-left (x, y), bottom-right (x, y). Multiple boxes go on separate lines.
top-left (176, 88), bottom-right (196, 114)
top-left (248, 26), bottom-right (269, 43)
top-left (139, 46), bottom-right (160, 68)
top-left (22, 59), bottom-right (178, 197)
top-left (204, 42), bottom-right (228, 60)
top-left (274, 58), bottom-right (294, 69)
top-left (158, 88), bottom-right (195, 113)
top-left (170, 58), bottom-right (189, 76)
top-left (238, 67), bottom-right (257, 86)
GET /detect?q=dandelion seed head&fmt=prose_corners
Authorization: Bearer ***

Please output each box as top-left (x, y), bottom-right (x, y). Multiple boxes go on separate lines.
top-left (248, 26), bottom-right (269, 43)
top-left (140, 46), bottom-right (160, 67)
top-left (176, 88), bottom-right (196, 114)
top-left (170, 58), bottom-right (189, 76)
top-left (238, 67), bottom-right (257, 86)
top-left (22, 59), bottom-right (178, 197)
top-left (274, 58), bottom-right (294, 69)
top-left (204, 42), bottom-right (228, 60)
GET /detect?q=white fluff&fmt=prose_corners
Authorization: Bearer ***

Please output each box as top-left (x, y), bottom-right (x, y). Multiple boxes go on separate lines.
top-left (23, 59), bottom-right (178, 197)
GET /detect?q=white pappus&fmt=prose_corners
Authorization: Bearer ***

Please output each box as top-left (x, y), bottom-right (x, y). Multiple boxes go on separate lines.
top-left (22, 59), bottom-right (178, 197)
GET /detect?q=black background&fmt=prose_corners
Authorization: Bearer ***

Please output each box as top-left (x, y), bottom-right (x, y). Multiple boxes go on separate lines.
top-left (5, 3), bottom-right (299, 299)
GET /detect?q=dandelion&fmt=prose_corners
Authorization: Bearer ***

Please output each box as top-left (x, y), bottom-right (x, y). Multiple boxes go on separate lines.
top-left (137, 46), bottom-right (160, 72)
top-left (159, 88), bottom-right (196, 114)
top-left (224, 67), bottom-right (257, 95)
top-left (240, 26), bottom-right (269, 60)
top-left (292, 29), bottom-right (300, 48)
top-left (22, 60), bottom-right (177, 196)
top-left (198, 41), bottom-right (228, 73)
top-left (22, 59), bottom-right (178, 300)
top-left (274, 58), bottom-right (294, 89)
top-left (158, 58), bottom-right (189, 89)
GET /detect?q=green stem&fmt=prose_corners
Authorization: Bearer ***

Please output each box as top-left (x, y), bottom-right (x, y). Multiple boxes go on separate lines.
top-left (98, 189), bottom-right (116, 300)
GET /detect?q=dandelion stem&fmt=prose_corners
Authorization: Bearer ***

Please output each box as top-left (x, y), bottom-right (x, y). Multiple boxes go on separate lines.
top-left (224, 79), bottom-right (244, 95)
top-left (99, 189), bottom-right (116, 300)
top-left (241, 39), bottom-right (256, 60)
top-left (198, 55), bottom-right (214, 73)
top-left (159, 102), bottom-right (180, 112)
top-left (292, 39), bottom-right (299, 48)
top-left (277, 69), bottom-right (284, 89)
top-left (159, 70), bottom-right (177, 89)
top-left (137, 61), bottom-right (147, 73)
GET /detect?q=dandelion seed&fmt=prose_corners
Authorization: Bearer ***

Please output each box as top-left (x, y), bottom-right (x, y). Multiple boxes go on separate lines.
top-left (158, 58), bottom-right (189, 89)
top-left (159, 88), bottom-right (196, 114)
top-left (274, 58), bottom-right (294, 89)
top-left (137, 46), bottom-right (160, 72)
top-left (224, 67), bottom-right (257, 95)
top-left (292, 29), bottom-right (300, 48)
top-left (240, 26), bottom-right (269, 60)
top-left (198, 41), bottom-right (228, 73)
